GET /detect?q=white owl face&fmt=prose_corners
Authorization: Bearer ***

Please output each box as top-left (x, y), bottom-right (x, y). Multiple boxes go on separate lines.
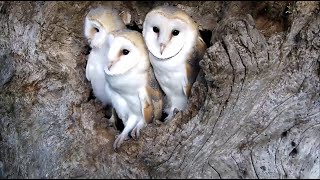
top-left (84, 7), bottom-right (126, 49)
top-left (84, 18), bottom-right (108, 49)
top-left (143, 12), bottom-right (197, 60)
top-left (104, 34), bottom-right (141, 75)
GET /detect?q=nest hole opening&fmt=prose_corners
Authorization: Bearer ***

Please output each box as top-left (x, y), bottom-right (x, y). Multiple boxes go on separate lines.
top-left (83, 45), bottom-right (92, 56)
top-left (85, 23), bottom-right (210, 129)
top-left (159, 112), bottom-right (167, 122)
top-left (126, 22), bottom-right (143, 33)
top-left (114, 118), bottom-right (125, 132)
top-left (87, 90), bottom-right (95, 102)
top-left (199, 29), bottom-right (213, 48)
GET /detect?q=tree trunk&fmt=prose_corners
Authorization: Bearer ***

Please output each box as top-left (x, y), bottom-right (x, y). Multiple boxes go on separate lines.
top-left (0, 1), bottom-right (319, 179)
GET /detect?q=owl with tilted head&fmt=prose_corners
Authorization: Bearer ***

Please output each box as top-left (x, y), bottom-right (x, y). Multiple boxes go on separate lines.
top-left (104, 29), bottom-right (163, 149)
top-left (84, 6), bottom-right (126, 106)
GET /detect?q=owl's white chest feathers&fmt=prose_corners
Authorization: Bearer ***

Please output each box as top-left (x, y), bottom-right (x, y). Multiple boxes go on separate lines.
top-left (149, 45), bottom-right (192, 98)
top-left (106, 68), bottom-right (148, 123)
top-left (86, 46), bottom-right (112, 105)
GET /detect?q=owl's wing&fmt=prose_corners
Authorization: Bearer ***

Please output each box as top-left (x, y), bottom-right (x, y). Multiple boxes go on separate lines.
top-left (143, 67), bottom-right (164, 123)
top-left (183, 36), bottom-right (207, 98)
top-left (139, 89), bottom-right (153, 124)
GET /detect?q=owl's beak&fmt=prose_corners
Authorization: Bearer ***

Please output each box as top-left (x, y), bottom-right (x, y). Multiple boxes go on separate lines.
top-left (108, 58), bottom-right (119, 70)
top-left (160, 43), bottom-right (166, 55)
top-left (108, 63), bottom-right (113, 70)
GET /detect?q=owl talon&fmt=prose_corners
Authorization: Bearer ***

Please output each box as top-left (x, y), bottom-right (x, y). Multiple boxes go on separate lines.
top-left (173, 108), bottom-right (179, 115)
top-left (131, 122), bottom-right (145, 139)
top-left (164, 108), bottom-right (181, 122)
top-left (164, 113), bottom-right (174, 122)
top-left (131, 127), bottom-right (140, 140)
top-left (113, 134), bottom-right (129, 150)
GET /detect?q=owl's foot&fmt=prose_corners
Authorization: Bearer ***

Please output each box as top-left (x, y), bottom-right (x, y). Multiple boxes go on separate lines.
top-left (164, 114), bottom-right (173, 122)
top-left (131, 121), bottom-right (146, 139)
top-left (164, 108), bottom-right (180, 122)
top-left (173, 108), bottom-right (179, 115)
top-left (113, 133), bottom-right (129, 150)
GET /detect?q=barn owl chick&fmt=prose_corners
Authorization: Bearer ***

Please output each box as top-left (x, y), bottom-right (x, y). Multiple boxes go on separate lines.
top-left (84, 6), bottom-right (126, 48)
top-left (104, 29), bottom-right (163, 149)
top-left (142, 6), bottom-right (207, 121)
top-left (84, 6), bottom-right (126, 106)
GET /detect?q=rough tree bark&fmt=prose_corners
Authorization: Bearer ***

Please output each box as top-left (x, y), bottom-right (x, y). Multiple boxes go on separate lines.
top-left (0, 1), bottom-right (319, 179)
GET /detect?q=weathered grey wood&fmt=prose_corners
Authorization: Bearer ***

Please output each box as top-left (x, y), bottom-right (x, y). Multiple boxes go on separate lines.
top-left (0, 1), bottom-right (319, 179)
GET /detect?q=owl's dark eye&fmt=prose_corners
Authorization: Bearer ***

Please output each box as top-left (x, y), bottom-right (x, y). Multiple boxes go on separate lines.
top-left (153, 26), bottom-right (159, 33)
top-left (172, 30), bottom-right (179, 36)
top-left (122, 49), bottom-right (130, 55)
top-left (94, 27), bottom-right (99, 32)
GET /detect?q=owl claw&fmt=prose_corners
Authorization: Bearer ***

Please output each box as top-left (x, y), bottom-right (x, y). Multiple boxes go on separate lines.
top-left (173, 108), bottom-right (179, 115)
top-left (131, 122), bottom-right (145, 139)
top-left (164, 108), bottom-right (180, 122)
top-left (113, 134), bottom-right (129, 150)
top-left (164, 113), bottom-right (174, 122)
top-left (131, 127), bottom-right (140, 139)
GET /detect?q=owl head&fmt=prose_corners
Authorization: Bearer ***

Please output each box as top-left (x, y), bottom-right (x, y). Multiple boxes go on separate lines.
top-left (104, 29), bottom-right (149, 76)
top-left (142, 6), bottom-right (199, 59)
top-left (84, 6), bottom-right (126, 49)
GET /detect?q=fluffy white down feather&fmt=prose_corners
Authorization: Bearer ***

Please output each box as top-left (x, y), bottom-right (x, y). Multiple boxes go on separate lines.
top-left (86, 41), bottom-right (111, 106)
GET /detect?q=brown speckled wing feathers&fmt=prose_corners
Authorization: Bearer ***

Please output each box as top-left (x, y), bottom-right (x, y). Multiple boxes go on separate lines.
top-left (184, 36), bottom-right (207, 98)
